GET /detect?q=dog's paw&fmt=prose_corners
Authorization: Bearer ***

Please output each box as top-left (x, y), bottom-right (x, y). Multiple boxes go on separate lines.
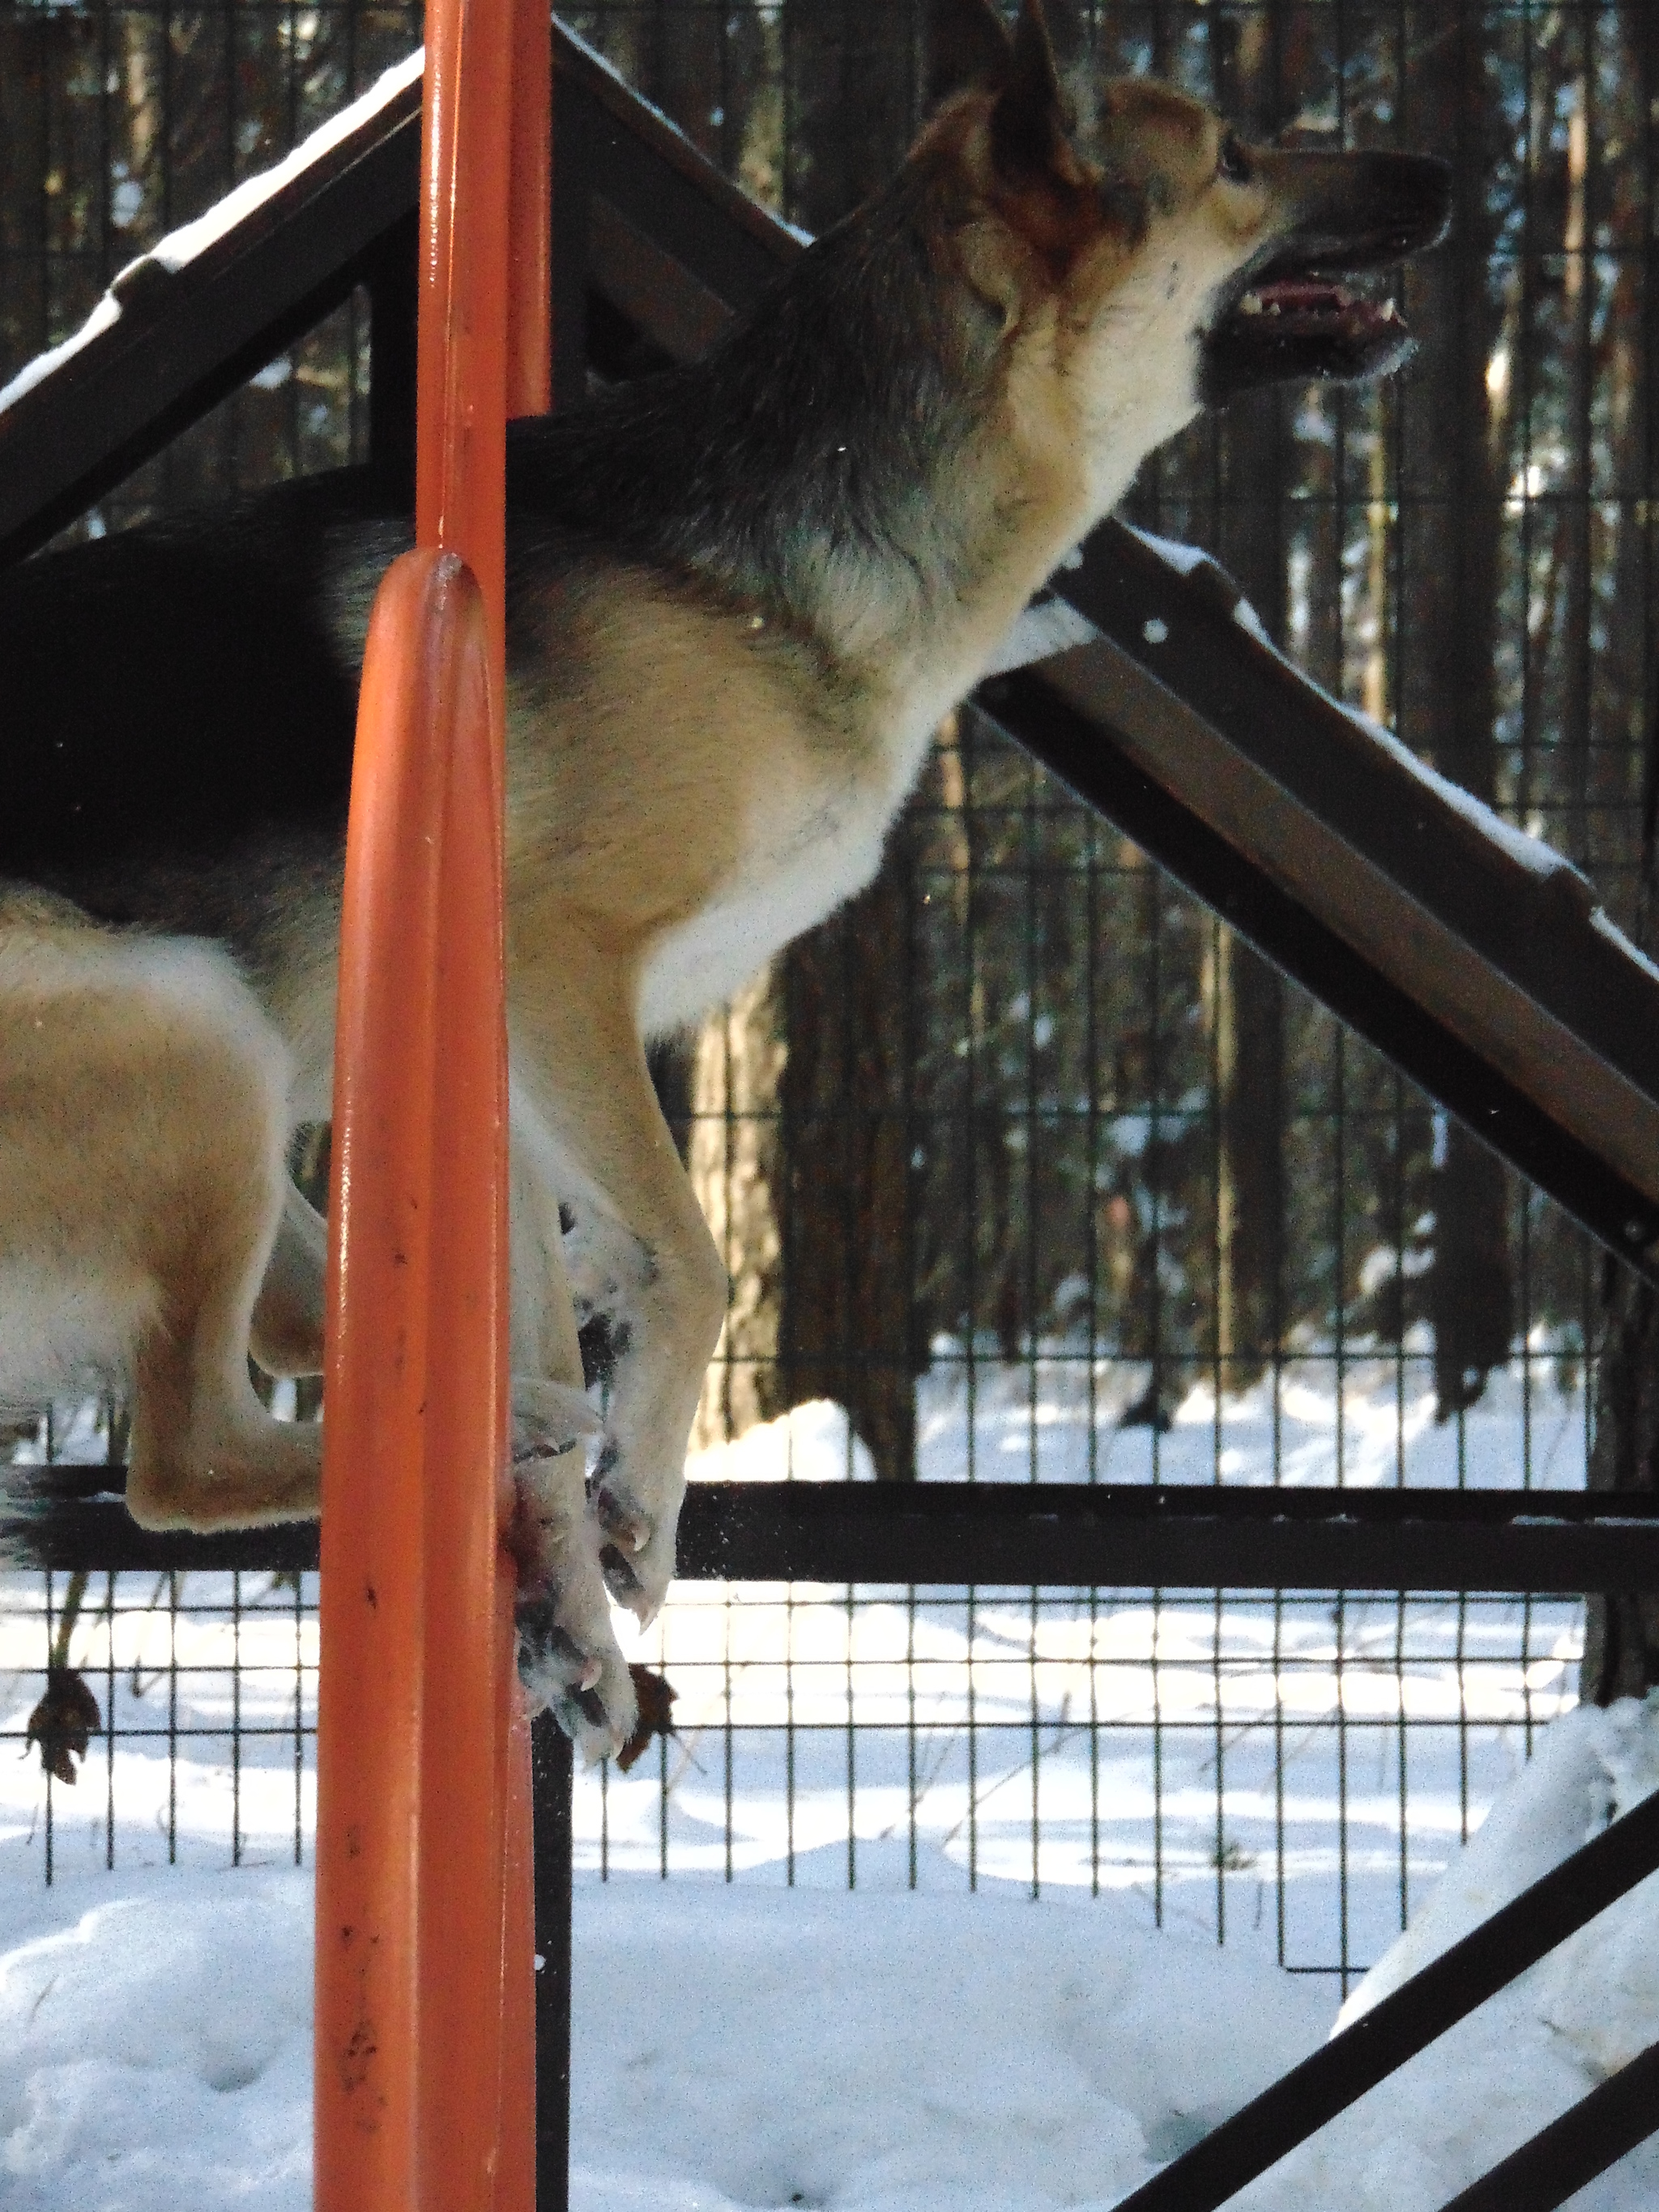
top-left (590, 1464), bottom-right (676, 1625)
top-left (510, 1429), bottom-right (635, 1762)
top-left (515, 1576), bottom-right (637, 1764)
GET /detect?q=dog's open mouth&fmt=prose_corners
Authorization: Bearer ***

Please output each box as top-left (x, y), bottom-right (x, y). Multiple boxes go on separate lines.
top-left (1203, 267), bottom-right (1414, 400)
top-left (1197, 147), bottom-right (1450, 404)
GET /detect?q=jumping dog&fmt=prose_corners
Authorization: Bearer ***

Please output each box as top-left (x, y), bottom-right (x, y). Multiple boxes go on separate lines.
top-left (0, 0), bottom-right (1449, 1753)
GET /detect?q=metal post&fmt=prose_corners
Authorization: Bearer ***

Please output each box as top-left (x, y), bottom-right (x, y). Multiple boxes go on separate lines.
top-left (531, 1710), bottom-right (574, 2212)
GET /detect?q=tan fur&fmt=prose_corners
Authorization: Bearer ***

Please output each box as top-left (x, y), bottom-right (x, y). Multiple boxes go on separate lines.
top-left (0, 898), bottom-right (316, 1527)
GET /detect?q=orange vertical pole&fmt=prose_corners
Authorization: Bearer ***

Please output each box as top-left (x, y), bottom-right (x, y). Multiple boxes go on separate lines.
top-left (506, 0), bottom-right (553, 424)
top-left (313, 543), bottom-right (505, 2212)
top-left (415, 0), bottom-right (514, 673)
top-left (314, 0), bottom-right (544, 2198)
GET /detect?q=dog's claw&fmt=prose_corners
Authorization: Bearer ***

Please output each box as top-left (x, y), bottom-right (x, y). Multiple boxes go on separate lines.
top-left (515, 1588), bottom-right (635, 1762)
top-left (591, 1475), bottom-right (672, 1620)
top-left (594, 1480), bottom-right (650, 1551)
top-left (511, 1377), bottom-right (602, 1465)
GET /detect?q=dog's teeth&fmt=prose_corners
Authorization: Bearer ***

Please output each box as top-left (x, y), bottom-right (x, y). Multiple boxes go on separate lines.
top-left (1239, 291), bottom-right (1264, 315)
top-left (1265, 301), bottom-right (1282, 316)
top-left (1381, 297), bottom-right (1400, 322)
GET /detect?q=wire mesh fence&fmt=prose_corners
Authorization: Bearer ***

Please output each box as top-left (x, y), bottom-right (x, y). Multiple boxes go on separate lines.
top-left (0, 1560), bottom-right (1580, 1996)
top-left (2, 0), bottom-right (1654, 1997)
top-left (1, 1566), bottom-right (316, 1884)
top-left (0, 1484), bottom-right (1602, 2003)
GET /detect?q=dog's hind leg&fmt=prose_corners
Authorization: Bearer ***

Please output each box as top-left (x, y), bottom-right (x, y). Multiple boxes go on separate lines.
top-left (0, 920), bottom-right (320, 1530)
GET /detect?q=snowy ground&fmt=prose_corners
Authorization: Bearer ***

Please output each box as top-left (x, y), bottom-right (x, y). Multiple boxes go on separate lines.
top-left (0, 1696), bottom-right (1654, 2210)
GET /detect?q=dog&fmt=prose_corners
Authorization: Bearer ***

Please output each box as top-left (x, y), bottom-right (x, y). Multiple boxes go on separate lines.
top-left (0, 0), bottom-right (1449, 1755)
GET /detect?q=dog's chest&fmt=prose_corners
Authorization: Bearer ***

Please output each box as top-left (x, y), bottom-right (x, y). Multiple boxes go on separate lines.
top-left (636, 716), bottom-right (927, 1036)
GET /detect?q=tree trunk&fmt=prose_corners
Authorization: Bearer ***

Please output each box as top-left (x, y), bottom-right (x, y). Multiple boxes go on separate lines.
top-left (0, 19), bottom-right (53, 386)
top-left (1404, 2), bottom-right (1515, 1420)
top-left (779, 860), bottom-right (919, 1484)
top-left (689, 969), bottom-right (787, 1450)
top-left (1204, 6), bottom-right (1296, 1394)
top-left (1582, 1270), bottom-right (1659, 1702)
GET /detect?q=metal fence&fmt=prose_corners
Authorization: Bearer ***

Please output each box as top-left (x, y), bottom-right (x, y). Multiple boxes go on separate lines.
top-left (2, 0), bottom-right (1653, 2000)
top-left (0, 1553), bottom-right (1583, 1992)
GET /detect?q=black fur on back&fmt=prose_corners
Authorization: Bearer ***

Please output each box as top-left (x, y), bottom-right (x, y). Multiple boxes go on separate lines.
top-left (505, 158), bottom-right (996, 621)
top-left (0, 472), bottom-right (397, 890)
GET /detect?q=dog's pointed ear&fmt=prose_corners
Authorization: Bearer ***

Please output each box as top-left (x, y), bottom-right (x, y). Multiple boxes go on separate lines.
top-left (926, 0), bottom-right (1013, 109)
top-left (1038, 0), bottom-right (1087, 74)
top-left (989, 0), bottom-right (1072, 180)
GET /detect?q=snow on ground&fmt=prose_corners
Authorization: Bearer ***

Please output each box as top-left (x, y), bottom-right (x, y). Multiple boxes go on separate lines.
top-left (0, 1356), bottom-right (1614, 2201)
top-left (686, 1345), bottom-right (1589, 1491)
top-left (0, 1697), bottom-right (1655, 2209)
top-left (1, 1360), bottom-right (1589, 1984)
top-left (911, 1343), bottom-right (1589, 1491)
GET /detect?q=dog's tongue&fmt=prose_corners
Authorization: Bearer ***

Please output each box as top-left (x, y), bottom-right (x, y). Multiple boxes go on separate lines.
top-left (1266, 279), bottom-right (1348, 314)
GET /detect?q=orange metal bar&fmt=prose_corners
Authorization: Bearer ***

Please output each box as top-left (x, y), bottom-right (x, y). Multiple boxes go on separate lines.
top-left (313, 546), bottom-right (506, 2212)
top-left (507, 0), bottom-right (553, 421)
top-left (415, 0), bottom-right (514, 678)
top-left (316, 0), bottom-right (553, 2201)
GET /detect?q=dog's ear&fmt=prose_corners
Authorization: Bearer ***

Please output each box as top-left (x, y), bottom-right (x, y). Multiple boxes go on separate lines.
top-left (926, 0), bottom-right (1013, 110)
top-left (1038, 0), bottom-right (1087, 75)
top-left (988, 0), bottom-right (1073, 181)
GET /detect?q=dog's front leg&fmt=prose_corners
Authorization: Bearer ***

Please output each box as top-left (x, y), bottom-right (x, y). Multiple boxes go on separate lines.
top-left (243, 1122), bottom-right (637, 1758)
top-left (504, 1096), bottom-right (639, 1759)
top-left (512, 922), bottom-right (728, 1629)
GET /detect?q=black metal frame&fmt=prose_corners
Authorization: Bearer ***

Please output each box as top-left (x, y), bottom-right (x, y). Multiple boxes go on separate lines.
top-left (4, 20), bottom-right (1659, 2211)
top-left (11, 1468), bottom-right (1659, 1592)
top-left (1115, 1783), bottom-right (1659, 2212)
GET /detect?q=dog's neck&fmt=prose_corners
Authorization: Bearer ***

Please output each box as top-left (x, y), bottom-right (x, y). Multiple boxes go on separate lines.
top-left (647, 185), bottom-right (1194, 729)
top-left (510, 169), bottom-right (1196, 739)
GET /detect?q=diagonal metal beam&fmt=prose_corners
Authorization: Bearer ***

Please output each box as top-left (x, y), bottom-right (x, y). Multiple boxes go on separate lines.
top-left (979, 665), bottom-right (1659, 1278)
top-left (1110, 1784), bottom-right (1659, 2212)
top-left (1434, 2039), bottom-right (1659, 2212)
top-left (0, 64), bottom-right (424, 566)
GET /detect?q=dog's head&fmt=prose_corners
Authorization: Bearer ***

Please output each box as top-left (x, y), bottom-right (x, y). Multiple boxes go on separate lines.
top-left (920, 0), bottom-right (1449, 478)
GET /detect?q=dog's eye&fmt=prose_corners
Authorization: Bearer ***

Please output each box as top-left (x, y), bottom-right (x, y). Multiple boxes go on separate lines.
top-left (1217, 131), bottom-right (1252, 185)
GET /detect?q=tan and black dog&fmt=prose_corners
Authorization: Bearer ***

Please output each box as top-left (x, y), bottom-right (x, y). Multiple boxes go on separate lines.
top-left (0, 0), bottom-right (1448, 1753)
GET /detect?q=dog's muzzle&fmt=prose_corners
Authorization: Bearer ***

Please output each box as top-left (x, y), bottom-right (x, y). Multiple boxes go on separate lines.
top-left (1201, 151), bottom-right (1453, 404)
